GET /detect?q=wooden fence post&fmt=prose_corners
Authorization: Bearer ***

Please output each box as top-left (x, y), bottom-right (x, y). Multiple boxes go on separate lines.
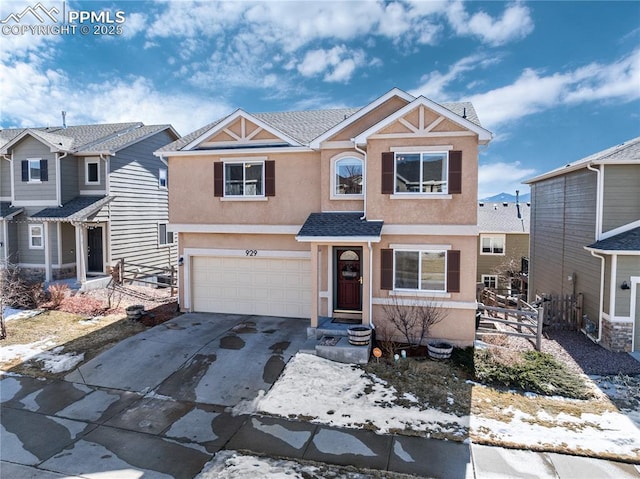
top-left (170, 265), bottom-right (176, 296)
top-left (536, 307), bottom-right (544, 351)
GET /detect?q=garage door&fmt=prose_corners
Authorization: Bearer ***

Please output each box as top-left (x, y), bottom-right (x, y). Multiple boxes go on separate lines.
top-left (191, 256), bottom-right (312, 318)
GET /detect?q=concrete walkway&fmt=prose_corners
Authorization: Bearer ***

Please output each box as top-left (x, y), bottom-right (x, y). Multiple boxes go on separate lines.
top-left (1, 313), bottom-right (639, 478)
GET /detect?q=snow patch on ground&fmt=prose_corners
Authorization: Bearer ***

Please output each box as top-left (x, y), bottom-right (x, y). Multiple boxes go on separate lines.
top-left (0, 338), bottom-right (83, 373)
top-left (2, 308), bottom-right (44, 322)
top-left (0, 337), bottom-right (57, 364)
top-left (256, 353), bottom-right (466, 436)
top-left (35, 347), bottom-right (85, 373)
top-left (257, 353), bottom-right (640, 460)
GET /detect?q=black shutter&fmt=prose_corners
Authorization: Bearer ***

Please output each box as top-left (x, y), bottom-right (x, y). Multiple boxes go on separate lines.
top-left (448, 151), bottom-right (462, 194)
top-left (21, 160), bottom-right (28, 181)
top-left (265, 160), bottom-right (275, 197)
top-left (381, 152), bottom-right (394, 194)
top-left (381, 249), bottom-right (394, 290)
top-left (213, 162), bottom-right (223, 197)
top-left (447, 250), bottom-right (460, 293)
top-left (40, 159), bottom-right (48, 181)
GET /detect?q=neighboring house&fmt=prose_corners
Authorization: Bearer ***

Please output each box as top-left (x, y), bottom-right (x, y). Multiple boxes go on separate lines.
top-left (477, 201), bottom-right (530, 296)
top-left (525, 137), bottom-right (640, 352)
top-left (158, 88), bottom-right (492, 346)
top-left (0, 122), bottom-right (179, 286)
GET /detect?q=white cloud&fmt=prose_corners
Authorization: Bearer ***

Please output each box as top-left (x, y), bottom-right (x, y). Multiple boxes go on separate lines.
top-left (120, 12), bottom-right (148, 38)
top-left (478, 161), bottom-right (535, 199)
top-left (0, 60), bottom-right (230, 134)
top-left (297, 46), bottom-right (365, 83)
top-left (468, 49), bottom-right (640, 130)
top-left (447, 1), bottom-right (534, 46)
top-left (410, 53), bottom-right (501, 100)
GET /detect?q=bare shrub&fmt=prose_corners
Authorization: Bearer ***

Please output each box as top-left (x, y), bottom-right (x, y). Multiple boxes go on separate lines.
top-left (382, 295), bottom-right (447, 348)
top-left (373, 320), bottom-right (399, 359)
top-left (47, 283), bottom-right (70, 309)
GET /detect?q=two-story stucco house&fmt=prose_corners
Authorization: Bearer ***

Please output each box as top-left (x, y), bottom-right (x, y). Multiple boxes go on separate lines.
top-left (158, 88), bottom-right (492, 346)
top-left (525, 137), bottom-right (640, 352)
top-left (0, 122), bottom-right (179, 287)
top-left (477, 201), bottom-right (530, 297)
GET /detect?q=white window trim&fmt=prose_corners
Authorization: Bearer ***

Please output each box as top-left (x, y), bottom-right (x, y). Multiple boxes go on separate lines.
top-left (159, 168), bottom-right (167, 189)
top-left (393, 151), bottom-right (449, 195)
top-left (223, 159), bottom-right (266, 198)
top-left (393, 249), bottom-right (447, 293)
top-left (27, 158), bottom-right (42, 183)
top-left (29, 223), bottom-right (44, 250)
top-left (84, 157), bottom-right (100, 185)
top-left (480, 234), bottom-right (506, 255)
top-left (331, 154), bottom-right (364, 200)
top-left (482, 274), bottom-right (498, 288)
top-left (158, 222), bottom-right (174, 247)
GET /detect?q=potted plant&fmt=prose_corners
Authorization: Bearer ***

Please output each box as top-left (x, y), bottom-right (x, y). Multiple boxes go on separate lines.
top-left (427, 341), bottom-right (453, 360)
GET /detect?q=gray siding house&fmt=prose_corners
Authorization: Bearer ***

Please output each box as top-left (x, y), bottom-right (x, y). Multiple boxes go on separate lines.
top-left (525, 137), bottom-right (640, 353)
top-left (477, 201), bottom-right (530, 296)
top-left (0, 122), bottom-right (179, 287)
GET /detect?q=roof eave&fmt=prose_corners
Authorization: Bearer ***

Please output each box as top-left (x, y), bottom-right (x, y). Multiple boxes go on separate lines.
top-left (583, 246), bottom-right (640, 255)
top-left (295, 235), bottom-right (382, 243)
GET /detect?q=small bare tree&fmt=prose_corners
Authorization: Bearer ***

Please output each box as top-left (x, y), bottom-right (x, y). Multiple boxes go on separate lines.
top-left (382, 295), bottom-right (446, 348)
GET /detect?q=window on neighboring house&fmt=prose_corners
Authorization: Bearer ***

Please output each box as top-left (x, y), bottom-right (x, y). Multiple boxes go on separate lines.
top-left (482, 275), bottom-right (498, 289)
top-left (159, 168), bottom-right (167, 188)
top-left (85, 158), bottom-right (100, 184)
top-left (334, 157), bottom-right (363, 196)
top-left (158, 223), bottom-right (174, 246)
top-left (22, 159), bottom-right (48, 182)
top-left (480, 234), bottom-right (505, 255)
top-left (394, 250), bottom-right (447, 291)
top-left (29, 224), bottom-right (44, 249)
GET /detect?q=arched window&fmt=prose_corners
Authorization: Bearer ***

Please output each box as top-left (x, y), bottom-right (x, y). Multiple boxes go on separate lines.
top-left (334, 157), bottom-right (363, 196)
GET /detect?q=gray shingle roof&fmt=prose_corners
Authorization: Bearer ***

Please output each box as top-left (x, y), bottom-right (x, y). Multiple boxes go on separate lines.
top-left (0, 202), bottom-right (22, 219)
top-left (587, 227), bottom-right (640, 252)
top-left (526, 136), bottom-right (640, 184)
top-left (0, 123), bottom-right (174, 154)
top-left (32, 196), bottom-right (113, 221)
top-left (478, 202), bottom-right (530, 233)
top-left (158, 98), bottom-right (481, 153)
top-left (297, 212), bottom-right (383, 238)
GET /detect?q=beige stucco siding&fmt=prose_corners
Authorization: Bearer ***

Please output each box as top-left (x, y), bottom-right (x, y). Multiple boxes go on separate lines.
top-left (169, 151), bottom-right (320, 225)
top-left (602, 165), bottom-right (640, 233)
top-left (366, 136), bottom-right (478, 224)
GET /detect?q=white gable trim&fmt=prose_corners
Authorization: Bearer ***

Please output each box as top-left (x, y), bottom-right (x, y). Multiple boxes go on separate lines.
top-left (353, 97), bottom-right (492, 145)
top-left (600, 219), bottom-right (640, 241)
top-left (309, 88), bottom-right (415, 149)
top-left (183, 109), bottom-right (303, 150)
top-left (0, 130), bottom-right (64, 154)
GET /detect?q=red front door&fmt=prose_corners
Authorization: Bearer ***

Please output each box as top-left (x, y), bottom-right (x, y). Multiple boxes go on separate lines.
top-left (336, 248), bottom-right (362, 311)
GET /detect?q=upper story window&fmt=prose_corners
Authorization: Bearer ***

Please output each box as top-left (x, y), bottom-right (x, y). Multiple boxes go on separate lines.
top-left (224, 161), bottom-right (264, 197)
top-left (85, 158), bottom-right (100, 184)
top-left (29, 224), bottom-right (44, 249)
top-left (21, 158), bottom-right (48, 183)
top-left (334, 157), bottom-right (363, 197)
top-left (480, 234), bottom-right (505, 255)
top-left (482, 274), bottom-right (498, 288)
top-left (395, 152), bottom-right (447, 194)
top-left (159, 168), bottom-right (167, 189)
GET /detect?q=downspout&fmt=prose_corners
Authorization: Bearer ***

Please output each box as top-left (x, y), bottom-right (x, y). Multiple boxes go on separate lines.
top-left (57, 152), bottom-right (68, 207)
top-left (589, 249), bottom-right (605, 343)
top-left (368, 240), bottom-right (373, 328)
top-left (353, 141), bottom-right (367, 220)
top-left (586, 163), bottom-right (602, 240)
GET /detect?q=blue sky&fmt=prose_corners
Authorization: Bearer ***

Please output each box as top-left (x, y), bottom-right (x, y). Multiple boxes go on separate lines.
top-left (1, 0), bottom-right (639, 198)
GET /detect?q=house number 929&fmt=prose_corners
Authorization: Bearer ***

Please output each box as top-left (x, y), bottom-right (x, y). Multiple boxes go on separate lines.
top-left (245, 249), bottom-right (258, 256)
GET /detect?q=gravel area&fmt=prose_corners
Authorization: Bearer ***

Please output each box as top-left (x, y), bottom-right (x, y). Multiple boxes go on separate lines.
top-left (481, 327), bottom-right (640, 376)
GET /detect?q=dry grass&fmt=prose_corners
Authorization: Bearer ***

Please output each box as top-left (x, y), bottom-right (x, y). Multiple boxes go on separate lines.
top-left (1, 285), bottom-right (180, 379)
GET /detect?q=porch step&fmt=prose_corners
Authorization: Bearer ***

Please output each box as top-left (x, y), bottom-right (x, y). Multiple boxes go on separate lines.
top-left (315, 335), bottom-right (371, 365)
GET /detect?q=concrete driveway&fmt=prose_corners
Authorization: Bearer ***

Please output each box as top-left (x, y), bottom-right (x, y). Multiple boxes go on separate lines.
top-left (1, 313), bottom-right (310, 478)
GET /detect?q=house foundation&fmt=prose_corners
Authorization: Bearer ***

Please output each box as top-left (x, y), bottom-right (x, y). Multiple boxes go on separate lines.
top-left (600, 318), bottom-right (633, 352)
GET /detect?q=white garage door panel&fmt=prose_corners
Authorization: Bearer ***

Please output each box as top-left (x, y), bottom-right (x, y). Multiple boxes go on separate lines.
top-left (191, 256), bottom-right (311, 318)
